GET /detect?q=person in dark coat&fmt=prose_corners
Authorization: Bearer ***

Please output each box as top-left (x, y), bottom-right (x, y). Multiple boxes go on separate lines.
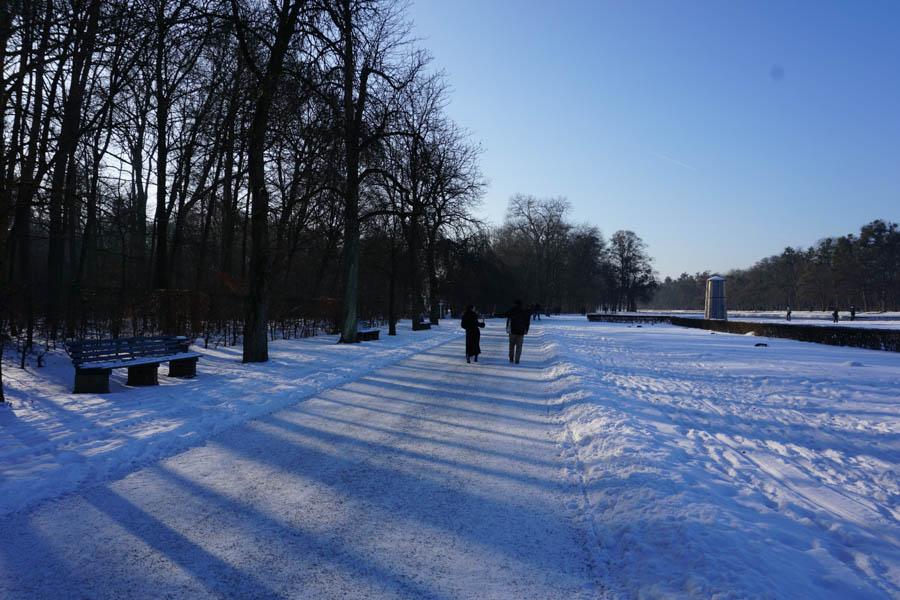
top-left (498, 299), bottom-right (530, 364)
top-left (460, 305), bottom-right (485, 363)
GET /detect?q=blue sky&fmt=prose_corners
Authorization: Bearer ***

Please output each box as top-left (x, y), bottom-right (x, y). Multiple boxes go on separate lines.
top-left (407, 0), bottom-right (900, 279)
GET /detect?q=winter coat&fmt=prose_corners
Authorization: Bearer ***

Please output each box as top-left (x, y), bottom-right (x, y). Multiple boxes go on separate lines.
top-left (499, 305), bottom-right (530, 336)
top-left (461, 310), bottom-right (485, 356)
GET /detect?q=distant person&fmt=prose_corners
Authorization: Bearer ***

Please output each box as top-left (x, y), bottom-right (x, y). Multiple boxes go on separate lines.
top-left (532, 303), bottom-right (542, 321)
top-left (786, 306), bottom-right (792, 321)
top-left (832, 308), bottom-right (839, 323)
top-left (460, 305), bottom-right (485, 363)
top-left (498, 299), bottom-right (531, 364)
top-left (850, 305), bottom-right (856, 321)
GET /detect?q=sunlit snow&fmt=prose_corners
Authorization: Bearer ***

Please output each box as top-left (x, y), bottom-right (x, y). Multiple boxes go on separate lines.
top-left (1, 316), bottom-right (897, 598)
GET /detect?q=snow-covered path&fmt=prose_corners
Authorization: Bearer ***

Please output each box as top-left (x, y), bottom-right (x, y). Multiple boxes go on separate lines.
top-left (0, 325), bottom-right (600, 599)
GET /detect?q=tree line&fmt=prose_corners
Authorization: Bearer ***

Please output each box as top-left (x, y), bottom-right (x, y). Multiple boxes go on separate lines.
top-left (0, 0), bottom-right (484, 396)
top-left (646, 220), bottom-right (900, 312)
top-left (443, 194), bottom-right (657, 317)
top-left (0, 0), bottom-right (657, 401)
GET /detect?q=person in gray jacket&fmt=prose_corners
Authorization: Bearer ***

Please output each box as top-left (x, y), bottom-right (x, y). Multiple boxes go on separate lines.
top-left (498, 299), bottom-right (530, 364)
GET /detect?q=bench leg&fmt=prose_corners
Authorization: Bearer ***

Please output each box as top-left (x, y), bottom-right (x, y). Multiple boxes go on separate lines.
top-left (127, 363), bottom-right (159, 386)
top-left (168, 357), bottom-right (198, 378)
top-left (74, 369), bottom-right (111, 394)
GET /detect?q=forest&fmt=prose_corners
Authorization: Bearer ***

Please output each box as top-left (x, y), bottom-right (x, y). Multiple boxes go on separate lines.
top-left (646, 219), bottom-right (900, 312)
top-left (1, 0), bottom-right (658, 401)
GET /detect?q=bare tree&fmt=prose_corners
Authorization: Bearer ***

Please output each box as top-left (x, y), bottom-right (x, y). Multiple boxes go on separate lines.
top-left (563, 225), bottom-right (608, 312)
top-left (378, 70), bottom-right (446, 328)
top-left (311, 0), bottom-right (424, 342)
top-left (45, 0), bottom-right (102, 338)
top-left (421, 123), bottom-right (484, 324)
top-left (230, 0), bottom-right (306, 362)
top-left (134, 0), bottom-right (210, 291)
top-left (499, 195), bottom-right (571, 307)
top-left (609, 229), bottom-right (656, 312)
top-left (0, 0), bottom-right (491, 405)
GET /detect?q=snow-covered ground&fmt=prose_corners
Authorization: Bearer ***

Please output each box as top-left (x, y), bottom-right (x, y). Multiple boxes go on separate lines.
top-left (0, 325), bottom-right (464, 519)
top-left (1, 317), bottom-right (898, 598)
top-left (546, 316), bottom-right (900, 598)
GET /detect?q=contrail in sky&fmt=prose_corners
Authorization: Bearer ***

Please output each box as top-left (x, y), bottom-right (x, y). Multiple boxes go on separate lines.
top-left (654, 152), bottom-right (697, 171)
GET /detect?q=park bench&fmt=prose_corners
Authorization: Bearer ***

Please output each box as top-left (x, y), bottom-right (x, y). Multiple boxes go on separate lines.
top-left (65, 335), bottom-right (201, 394)
top-left (358, 327), bottom-right (380, 341)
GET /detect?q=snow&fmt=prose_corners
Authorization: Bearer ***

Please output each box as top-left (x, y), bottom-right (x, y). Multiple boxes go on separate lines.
top-left (546, 317), bottom-right (899, 598)
top-left (0, 325), bottom-right (462, 519)
top-left (1, 317), bottom-right (898, 598)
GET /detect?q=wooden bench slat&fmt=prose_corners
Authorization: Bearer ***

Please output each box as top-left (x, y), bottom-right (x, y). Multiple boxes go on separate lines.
top-left (66, 335), bottom-right (198, 372)
top-left (83, 352), bottom-right (201, 371)
top-left (66, 337), bottom-right (189, 364)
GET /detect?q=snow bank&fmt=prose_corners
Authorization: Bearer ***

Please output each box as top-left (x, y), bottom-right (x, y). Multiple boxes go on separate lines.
top-left (543, 316), bottom-right (900, 599)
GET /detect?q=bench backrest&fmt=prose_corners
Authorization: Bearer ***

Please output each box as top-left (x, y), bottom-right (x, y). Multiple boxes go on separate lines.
top-left (65, 336), bottom-right (189, 367)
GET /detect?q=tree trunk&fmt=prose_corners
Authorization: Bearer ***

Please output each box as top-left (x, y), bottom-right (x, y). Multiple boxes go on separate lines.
top-left (426, 230), bottom-right (440, 325)
top-left (241, 114), bottom-right (272, 361)
top-left (339, 177), bottom-right (360, 343)
top-left (388, 220), bottom-right (398, 336)
top-left (404, 211), bottom-right (425, 327)
top-left (153, 25), bottom-right (169, 291)
top-left (0, 313), bottom-right (5, 402)
top-left (242, 105), bottom-right (272, 362)
top-left (238, 0), bottom-right (303, 362)
top-left (12, 3), bottom-right (51, 355)
top-left (338, 2), bottom-right (359, 343)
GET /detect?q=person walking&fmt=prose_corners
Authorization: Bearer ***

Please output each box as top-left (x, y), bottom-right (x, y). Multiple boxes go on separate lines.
top-left (786, 305), bottom-right (792, 321)
top-left (532, 303), bottom-right (542, 321)
top-left (460, 305), bottom-right (485, 363)
top-left (832, 308), bottom-right (839, 323)
top-left (498, 299), bottom-right (530, 364)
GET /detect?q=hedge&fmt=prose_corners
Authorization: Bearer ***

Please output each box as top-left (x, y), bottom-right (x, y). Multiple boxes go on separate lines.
top-left (586, 314), bottom-right (900, 352)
